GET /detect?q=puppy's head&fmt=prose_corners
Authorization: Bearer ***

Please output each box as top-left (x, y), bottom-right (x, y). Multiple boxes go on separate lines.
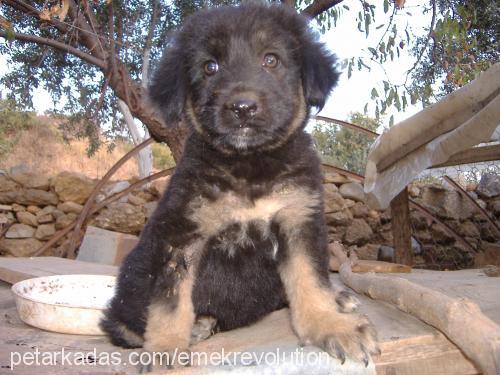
top-left (150, 4), bottom-right (339, 155)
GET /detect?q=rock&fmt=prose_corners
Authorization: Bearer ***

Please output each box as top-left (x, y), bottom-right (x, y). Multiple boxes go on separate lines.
top-left (419, 185), bottom-right (475, 220)
top-left (475, 242), bottom-right (500, 267)
top-left (323, 172), bottom-right (349, 184)
top-left (55, 212), bottom-right (78, 230)
top-left (430, 223), bottom-right (454, 244)
top-left (93, 202), bottom-right (146, 234)
top-left (5, 223), bottom-right (35, 239)
top-left (36, 205), bottom-right (56, 217)
top-left (323, 184), bottom-right (339, 197)
top-left (412, 236), bottom-right (422, 255)
top-left (344, 218), bottom-right (373, 245)
top-left (324, 190), bottom-right (346, 213)
top-left (16, 211), bottom-right (38, 227)
top-left (343, 199), bottom-right (356, 208)
top-left (379, 226), bottom-right (394, 245)
top-left (11, 203), bottom-right (26, 212)
top-left (9, 163), bottom-right (31, 175)
top-left (96, 181), bottom-right (131, 203)
top-left (350, 202), bottom-right (370, 218)
top-left (150, 177), bottom-right (171, 196)
top-left (27, 205), bottom-right (41, 214)
top-left (378, 245), bottom-right (394, 262)
top-left (380, 209), bottom-right (392, 224)
top-left (460, 221), bottom-right (480, 238)
top-left (355, 243), bottom-right (379, 260)
top-left (128, 194), bottom-right (146, 206)
top-left (0, 176), bottom-right (20, 192)
top-left (0, 204), bottom-right (12, 211)
top-left (77, 226), bottom-right (139, 265)
top-left (144, 201), bottom-right (158, 218)
top-left (9, 172), bottom-right (50, 191)
top-left (339, 182), bottom-right (365, 202)
top-left (37, 214), bottom-right (54, 224)
top-left (477, 173), bottom-right (500, 198)
top-left (135, 191), bottom-right (155, 202)
top-left (35, 224), bottom-right (56, 240)
top-left (408, 184), bottom-right (420, 198)
top-left (0, 238), bottom-right (43, 257)
top-left (51, 209), bottom-right (65, 220)
top-left (325, 209), bottom-right (353, 226)
top-left (492, 200), bottom-right (500, 216)
top-left (52, 171), bottom-right (95, 204)
top-left (21, 189), bottom-right (59, 206)
top-left (0, 214), bottom-right (11, 225)
top-left (57, 201), bottom-right (84, 214)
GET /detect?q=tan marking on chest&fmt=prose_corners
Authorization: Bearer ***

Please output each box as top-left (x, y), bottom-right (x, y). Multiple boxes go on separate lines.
top-left (188, 185), bottom-right (320, 238)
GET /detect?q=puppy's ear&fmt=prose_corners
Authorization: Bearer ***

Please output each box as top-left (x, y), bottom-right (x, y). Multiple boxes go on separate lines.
top-left (148, 40), bottom-right (187, 125)
top-left (301, 41), bottom-right (339, 111)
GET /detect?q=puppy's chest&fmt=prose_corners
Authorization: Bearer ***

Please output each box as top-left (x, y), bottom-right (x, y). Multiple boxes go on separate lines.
top-left (187, 184), bottom-right (317, 252)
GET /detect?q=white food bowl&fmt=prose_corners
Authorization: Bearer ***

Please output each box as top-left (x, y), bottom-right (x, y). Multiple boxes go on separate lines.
top-left (11, 274), bottom-right (116, 335)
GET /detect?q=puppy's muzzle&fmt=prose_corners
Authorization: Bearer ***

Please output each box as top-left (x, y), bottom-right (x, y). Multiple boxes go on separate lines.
top-left (225, 92), bottom-right (261, 123)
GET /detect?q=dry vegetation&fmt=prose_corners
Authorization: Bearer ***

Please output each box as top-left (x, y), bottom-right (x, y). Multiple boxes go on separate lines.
top-left (0, 115), bottom-right (141, 179)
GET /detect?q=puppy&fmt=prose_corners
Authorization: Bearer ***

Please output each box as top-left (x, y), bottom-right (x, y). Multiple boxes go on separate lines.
top-left (101, 3), bottom-right (379, 366)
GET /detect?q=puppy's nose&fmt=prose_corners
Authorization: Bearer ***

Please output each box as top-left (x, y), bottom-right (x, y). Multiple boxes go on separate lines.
top-left (229, 99), bottom-right (258, 120)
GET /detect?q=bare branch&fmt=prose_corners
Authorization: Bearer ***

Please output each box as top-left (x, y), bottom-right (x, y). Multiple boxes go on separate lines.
top-left (0, 30), bottom-right (106, 68)
top-left (301, 0), bottom-right (344, 18)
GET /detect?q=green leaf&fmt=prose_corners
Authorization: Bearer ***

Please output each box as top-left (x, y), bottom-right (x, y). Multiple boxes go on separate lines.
top-left (371, 87), bottom-right (379, 99)
top-left (383, 0), bottom-right (389, 13)
top-left (383, 81), bottom-right (390, 93)
top-left (389, 115), bottom-right (394, 127)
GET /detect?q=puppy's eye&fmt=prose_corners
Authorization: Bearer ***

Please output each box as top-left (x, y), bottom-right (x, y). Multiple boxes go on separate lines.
top-left (204, 60), bottom-right (219, 76)
top-left (262, 53), bottom-right (279, 68)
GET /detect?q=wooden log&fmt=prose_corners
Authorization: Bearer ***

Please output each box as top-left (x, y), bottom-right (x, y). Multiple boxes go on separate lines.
top-left (330, 242), bottom-right (500, 375)
top-left (390, 187), bottom-right (413, 266)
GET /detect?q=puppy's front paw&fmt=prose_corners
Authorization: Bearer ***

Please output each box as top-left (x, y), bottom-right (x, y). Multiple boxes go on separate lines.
top-left (299, 311), bottom-right (379, 366)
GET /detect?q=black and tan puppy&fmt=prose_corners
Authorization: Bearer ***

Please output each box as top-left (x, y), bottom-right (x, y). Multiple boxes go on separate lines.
top-left (101, 2), bottom-right (378, 366)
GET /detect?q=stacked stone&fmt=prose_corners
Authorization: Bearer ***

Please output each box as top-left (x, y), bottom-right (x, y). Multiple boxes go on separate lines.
top-left (1, 168), bottom-right (498, 269)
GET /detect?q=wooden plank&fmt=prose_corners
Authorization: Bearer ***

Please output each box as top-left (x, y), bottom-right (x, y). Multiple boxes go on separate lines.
top-left (390, 187), bottom-right (413, 266)
top-left (376, 85), bottom-right (500, 173)
top-left (0, 257), bottom-right (117, 284)
top-left (431, 144), bottom-right (500, 168)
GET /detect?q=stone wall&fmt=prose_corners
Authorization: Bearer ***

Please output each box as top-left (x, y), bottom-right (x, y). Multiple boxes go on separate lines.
top-left (1, 168), bottom-right (498, 269)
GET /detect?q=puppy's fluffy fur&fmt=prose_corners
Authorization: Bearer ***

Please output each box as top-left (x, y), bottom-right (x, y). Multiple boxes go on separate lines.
top-left (101, 3), bottom-right (378, 364)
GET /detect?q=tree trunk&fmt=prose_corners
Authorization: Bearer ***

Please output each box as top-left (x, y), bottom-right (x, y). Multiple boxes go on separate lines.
top-left (117, 99), bottom-right (153, 179)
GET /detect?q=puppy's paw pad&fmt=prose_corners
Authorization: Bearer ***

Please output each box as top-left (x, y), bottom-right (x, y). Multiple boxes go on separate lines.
top-left (335, 290), bottom-right (360, 313)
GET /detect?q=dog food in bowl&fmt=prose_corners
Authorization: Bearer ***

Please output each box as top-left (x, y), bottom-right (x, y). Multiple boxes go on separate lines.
top-left (11, 274), bottom-right (116, 335)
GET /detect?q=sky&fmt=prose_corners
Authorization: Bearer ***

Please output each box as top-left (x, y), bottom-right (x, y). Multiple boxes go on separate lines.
top-left (0, 0), bottom-right (432, 132)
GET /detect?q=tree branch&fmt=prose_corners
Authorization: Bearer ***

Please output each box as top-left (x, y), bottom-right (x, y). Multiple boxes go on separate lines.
top-left (142, 0), bottom-right (160, 88)
top-left (301, 0), bottom-right (344, 18)
top-left (0, 30), bottom-right (106, 68)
